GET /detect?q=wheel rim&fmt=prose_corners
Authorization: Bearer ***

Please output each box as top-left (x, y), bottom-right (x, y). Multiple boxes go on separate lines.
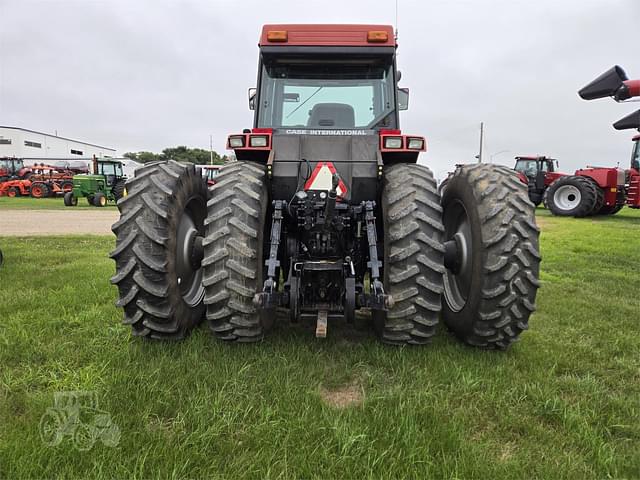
top-left (175, 197), bottom-right (206, 307)
top-left (32, 186), bottom-right (42, 197)
top-left (8, 189), bottom-right (16, 197)
top-left (443, 199), bottom-right (473, 313)
top-left (39, 413), bottom-right (62, 444)
top-left (100, 196), bottom-right (106, 206)
top-left (554, 185), bottom-right (581, 211)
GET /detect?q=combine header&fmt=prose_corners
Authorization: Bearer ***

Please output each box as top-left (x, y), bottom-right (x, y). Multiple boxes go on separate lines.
top-left (111, 24), bottom-right (540, 348)
top-left (577, 65), bottom-right (640, 210)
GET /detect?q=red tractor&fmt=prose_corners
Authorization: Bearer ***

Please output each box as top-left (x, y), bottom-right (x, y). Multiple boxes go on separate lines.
top-left (0, 157), bottom-right (31, 182)
top-left (200, 165), bottom-right (222, 186)
top-left (544, 165), bottom-right (627, 217)
top-left (110, 24), bottom-right (540, 349)
top-left (0, 158), bottom-right (75, 198)
top-left (25, 164), bottom-right (75, 198)
top-left (514, 155), bottom-right (626, 216)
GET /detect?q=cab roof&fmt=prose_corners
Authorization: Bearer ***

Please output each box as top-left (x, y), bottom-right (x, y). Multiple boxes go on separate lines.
top-left (515, 156), bottom-right (553, 161)
top-left (259, 24), bottom-right (396, 47)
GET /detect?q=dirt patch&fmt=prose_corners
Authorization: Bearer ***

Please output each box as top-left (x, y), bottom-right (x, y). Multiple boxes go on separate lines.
top-left (320, 381), bottom-right (364, 409)
top-left (534, 216), bottom-right (551, 229)
top-left (498, 442), bottom-right (517, 462)
top-left (0, 209), bottom-right (118, 236)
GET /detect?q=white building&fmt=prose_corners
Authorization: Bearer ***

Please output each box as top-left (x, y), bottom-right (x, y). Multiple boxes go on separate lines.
top-left (0, 126), bottom-right (116, 160)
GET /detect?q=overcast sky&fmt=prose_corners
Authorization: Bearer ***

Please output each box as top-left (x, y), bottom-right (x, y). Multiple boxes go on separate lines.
top-left (1, 0), bottom-right (639, 178)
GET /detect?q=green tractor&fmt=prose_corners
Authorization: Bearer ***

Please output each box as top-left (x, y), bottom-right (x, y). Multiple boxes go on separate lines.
top-left (64, 159), bottom-right (127, 207)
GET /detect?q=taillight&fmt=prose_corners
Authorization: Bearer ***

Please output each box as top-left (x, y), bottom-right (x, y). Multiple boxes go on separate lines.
top-left (407, 137), bottom-right (425, 150)
top-left (228, 135), bottom-right (245, 148)
top-left (249, 135), bottom-right (269, 147)
top-left (383, 136), bottom-right (403, 149)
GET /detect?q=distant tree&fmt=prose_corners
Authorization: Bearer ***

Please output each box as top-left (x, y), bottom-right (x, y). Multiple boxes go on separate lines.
top-left (123, 151), bottom-right (163, 163)
top-left (123, 147), bottom-right (225, 165)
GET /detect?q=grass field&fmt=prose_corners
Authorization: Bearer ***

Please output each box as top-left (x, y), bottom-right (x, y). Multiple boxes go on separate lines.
top-left (0, 209), bottom-right (639, 478)
top-left (0, 196), bottom-right (117, 210)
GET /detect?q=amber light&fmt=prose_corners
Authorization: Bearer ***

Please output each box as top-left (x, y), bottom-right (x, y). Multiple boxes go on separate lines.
top-left (267, 30), bottom-right (288, 42)
top-left (367, 31), bottom-right (388, 43)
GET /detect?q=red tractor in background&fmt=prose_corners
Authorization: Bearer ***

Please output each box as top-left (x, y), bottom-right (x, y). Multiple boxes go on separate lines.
top-left (514, 155), bottom-right (626, 216)
top-left (0, 158), bottom-right (31, 182)
top-left (0, 159), bottom-right (76, 198)
top-left (200, 165), bottom-right (222, 186)
top-left (514, 65), bottom-right (640, 217)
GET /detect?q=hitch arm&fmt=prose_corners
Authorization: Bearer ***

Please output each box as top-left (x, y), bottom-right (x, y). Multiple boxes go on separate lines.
top-left (253, 200), bottom-right (287, 309)
top-left (362, 201), bottom-right (393, 310)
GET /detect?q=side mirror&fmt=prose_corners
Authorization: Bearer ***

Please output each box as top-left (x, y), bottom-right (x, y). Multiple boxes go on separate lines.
top-left (397, 87), bottom-right (409, 111)
top-left (248, 88), bottom-right (257, 110)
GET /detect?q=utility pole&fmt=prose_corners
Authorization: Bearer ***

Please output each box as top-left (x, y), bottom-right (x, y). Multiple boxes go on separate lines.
top-left (477, 122), bottom-right (484, 163)
top-left (210, 135), bottom-right (213, 165)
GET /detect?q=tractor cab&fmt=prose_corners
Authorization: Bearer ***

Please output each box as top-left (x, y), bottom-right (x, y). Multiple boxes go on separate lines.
top-left (0, 157), bottom-right (26, 180)
top-left (514, 155), bottom-right (557, 189)
top-left (93, 159), bottom-right (124, 188)
top-left (254, 34), bottom-right (402, 132)
top-left (514, 156), bottom-right (565, 206)
top-left (514, 156), bottom-right (556, 177)
top-left (229, 24), bottom-right (424, 204)
top-left (201, 165), bottom-right (222, 186)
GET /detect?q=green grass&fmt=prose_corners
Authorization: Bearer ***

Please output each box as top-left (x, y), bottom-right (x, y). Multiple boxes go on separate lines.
top-left (0, 209), bottom-right (639, 478)
top-left (0, 196), bottom-right (117, 210)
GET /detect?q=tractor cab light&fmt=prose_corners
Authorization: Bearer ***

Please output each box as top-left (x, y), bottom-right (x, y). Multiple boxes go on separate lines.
top-left (228, 135), bottom-right (245, 148)
top-left (249, 135), bottom-right (269, 147)
top-left (267, 30), bottom-right (288, 42)
top-left (384, 136), bottom-right (403, 149)
top-left (407, 137), bottom-right (425, 150)
top-left (367, 31), bottom-right (388, 43)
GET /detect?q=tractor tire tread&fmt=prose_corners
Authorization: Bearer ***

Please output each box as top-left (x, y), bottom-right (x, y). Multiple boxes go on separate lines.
top-left (378, 163), bottom-right (444, 346)
top-left (202, 161), bottom-right (267, 342)
top-left (442, 164), bottom-right (541, 349)
top-left (110, 160), bottom-right (207, 340)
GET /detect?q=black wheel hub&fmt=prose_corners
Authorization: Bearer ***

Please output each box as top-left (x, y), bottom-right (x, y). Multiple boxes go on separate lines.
top-left (443, 199), bottom-right (473, 313)
top-left (176, 208), bottom-right (205, 307)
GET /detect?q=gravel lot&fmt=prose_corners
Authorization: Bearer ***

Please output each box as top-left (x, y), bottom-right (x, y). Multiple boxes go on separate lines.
top-left (0, 209), bottom-right (118, 236)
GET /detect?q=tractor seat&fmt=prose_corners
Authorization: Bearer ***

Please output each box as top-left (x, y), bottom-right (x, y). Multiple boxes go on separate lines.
top-left (307, 103), bottom-right (355, 128)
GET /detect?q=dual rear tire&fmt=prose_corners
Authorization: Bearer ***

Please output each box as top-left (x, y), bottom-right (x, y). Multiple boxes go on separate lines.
top-left (440, 165), bottom-right (541, 349)
top-left (111, 161), bottom-right (541, 349)
top-left (110, 161), bottom-right (207, 339)
top-left (545, 175), bottom-right (604, 217)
